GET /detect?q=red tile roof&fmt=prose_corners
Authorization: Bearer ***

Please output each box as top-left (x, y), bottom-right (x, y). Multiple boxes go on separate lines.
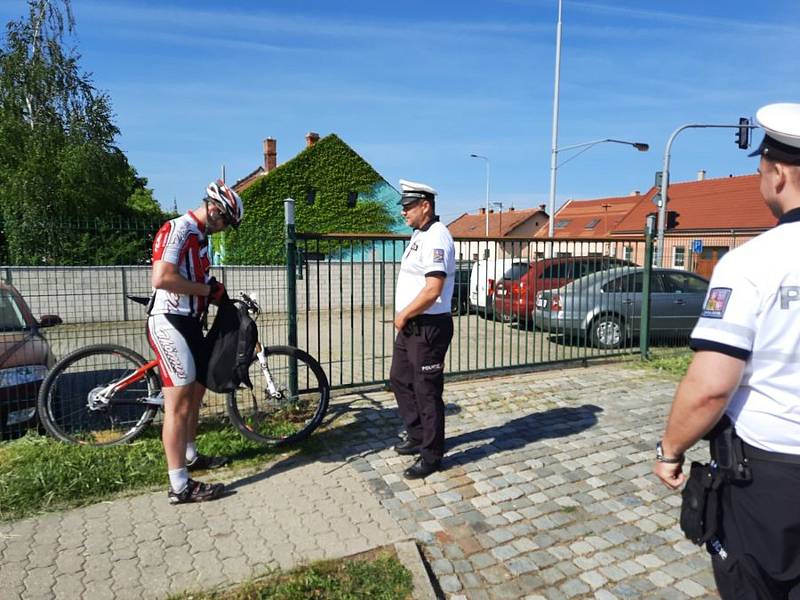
top-left (534, 195), bottom-right (645, 238)
top-left (447, 208), bottom-right (548, 238)
top-left (613, 174), bottom-right (774, 234)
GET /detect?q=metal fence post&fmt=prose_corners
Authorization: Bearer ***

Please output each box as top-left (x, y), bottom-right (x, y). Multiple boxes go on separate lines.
top-left (285, 198), bottom-right (298, 394)
top-left (640, 215), bottom-right (656, 360)
top-left (121, 267), bottom-right (129, 321)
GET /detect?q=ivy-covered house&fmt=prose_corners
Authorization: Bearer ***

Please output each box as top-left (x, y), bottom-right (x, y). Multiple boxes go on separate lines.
top-left (217, 133), bottom-right (403, 265)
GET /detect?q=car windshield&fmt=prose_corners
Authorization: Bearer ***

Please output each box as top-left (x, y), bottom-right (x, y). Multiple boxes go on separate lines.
top-left (503, 263), bottom-right (529, 280)
top-left (0, 291), bottom-right (27, 331)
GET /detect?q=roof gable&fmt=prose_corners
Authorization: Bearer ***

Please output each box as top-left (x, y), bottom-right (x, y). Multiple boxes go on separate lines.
top-left (447, 208), bottom-right (548, 238)
top-left (534, 195), bottom-right (646, 238)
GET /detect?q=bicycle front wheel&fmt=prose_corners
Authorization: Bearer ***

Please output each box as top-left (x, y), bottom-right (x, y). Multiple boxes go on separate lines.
top-left (38, 344), bottom-right (159, 446)
top-left (227, 346), bottom-right (330, 446)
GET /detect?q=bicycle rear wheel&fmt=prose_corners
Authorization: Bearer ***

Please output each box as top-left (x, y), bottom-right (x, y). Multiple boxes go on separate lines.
top-left (38, 344), bottom-right (159, 446)
top-left (227, 346), bottom-right (330, 446)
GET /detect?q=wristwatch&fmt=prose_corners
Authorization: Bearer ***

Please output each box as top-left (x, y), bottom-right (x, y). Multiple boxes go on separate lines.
top-left (656, 440), bottom-right (684, 464)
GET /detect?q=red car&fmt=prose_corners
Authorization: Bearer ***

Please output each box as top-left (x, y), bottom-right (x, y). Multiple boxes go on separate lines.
top-left (0, 282), bottom-right (62, 439)
top-left (494, 256), bottom-right (634, 323)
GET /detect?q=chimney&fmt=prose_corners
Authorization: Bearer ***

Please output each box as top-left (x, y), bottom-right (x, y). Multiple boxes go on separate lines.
top-left (509, 206), bottom-right (515, 212)
top-left (263, 138), bottom-right (277, 173)
top-left (630, 190), bottom-right (640, 196)
top-left (539, 203), bottom-right (546, 212)
top-left (479, 207), bottom-right (486, 215)
top-left (697, 169), bottom-right (706, 181)
top-left (306, 132), bottom-right (320, 147)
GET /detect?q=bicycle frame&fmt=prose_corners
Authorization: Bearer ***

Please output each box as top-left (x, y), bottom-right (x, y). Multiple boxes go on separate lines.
top-left (88, 358), bottom-right (162, 410)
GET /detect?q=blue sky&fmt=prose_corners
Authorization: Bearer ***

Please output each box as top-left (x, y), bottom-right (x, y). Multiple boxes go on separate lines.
top-left (3, 1), bottom-right (799, 224)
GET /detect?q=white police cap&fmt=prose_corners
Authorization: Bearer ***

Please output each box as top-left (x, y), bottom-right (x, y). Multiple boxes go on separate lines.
top-left (398, 179), bottom-right (437, 206)
top-left (749, 103), bottom-right (800, 165)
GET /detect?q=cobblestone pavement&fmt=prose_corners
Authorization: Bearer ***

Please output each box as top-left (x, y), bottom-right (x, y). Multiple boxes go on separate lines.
top-left (0, 362), bottom-right (718, 599)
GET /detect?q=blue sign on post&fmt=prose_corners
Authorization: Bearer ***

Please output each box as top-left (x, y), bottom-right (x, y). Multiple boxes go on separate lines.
top-left (692, 239), bottom-right (703, 254)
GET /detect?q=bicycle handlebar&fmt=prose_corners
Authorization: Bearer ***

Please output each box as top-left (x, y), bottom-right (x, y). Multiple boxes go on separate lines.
top-left (237, 292), bottom-right (261, 316)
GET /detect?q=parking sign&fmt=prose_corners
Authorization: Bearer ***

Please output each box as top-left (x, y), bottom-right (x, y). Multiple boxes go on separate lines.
top-left (692, 239), bottom-right (703, 254)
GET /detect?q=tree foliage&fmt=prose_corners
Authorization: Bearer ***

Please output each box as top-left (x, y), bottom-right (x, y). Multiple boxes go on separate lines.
top-left (224, 134), bottom-right (401, 265)
top-left (0, 1), bottom-right (168, 265)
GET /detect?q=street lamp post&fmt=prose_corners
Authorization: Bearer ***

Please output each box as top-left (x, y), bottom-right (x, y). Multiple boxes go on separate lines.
top-left (470, 154), bottom-right (490, 236)
top-left (548, 0), bottom-right (564, 239)
top-left (547, 138), bottom-right (650, 237)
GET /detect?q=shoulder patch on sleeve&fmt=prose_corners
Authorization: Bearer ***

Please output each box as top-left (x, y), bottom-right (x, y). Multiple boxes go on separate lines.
top-left (701, 287), bottom-right (732, 319)
top-left (432, 248), bottom-right (444, 263)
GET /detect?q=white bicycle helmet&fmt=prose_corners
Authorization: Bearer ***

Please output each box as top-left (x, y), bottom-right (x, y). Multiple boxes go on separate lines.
top-left (206, 180), bottom-right (244, 228)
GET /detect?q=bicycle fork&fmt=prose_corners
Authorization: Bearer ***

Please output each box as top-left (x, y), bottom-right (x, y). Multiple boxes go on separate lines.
top-left (254, 342), bottom-right (281, 398)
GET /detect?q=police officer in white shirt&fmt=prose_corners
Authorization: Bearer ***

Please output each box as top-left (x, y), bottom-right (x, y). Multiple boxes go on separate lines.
top-left (655, 103), bottom-right (800, 598)
top-left (390, 179), bottom-right (455, 479)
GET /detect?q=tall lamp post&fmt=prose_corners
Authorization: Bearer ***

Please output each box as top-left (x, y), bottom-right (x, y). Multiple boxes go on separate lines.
top-left (470, 154), bottom-right (490, 236)
top-left (547, 138), bottom-right (649, 237)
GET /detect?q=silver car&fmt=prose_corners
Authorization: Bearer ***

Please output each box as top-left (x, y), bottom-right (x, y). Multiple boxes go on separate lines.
top-left (533, 267), bottom-right (709, 349)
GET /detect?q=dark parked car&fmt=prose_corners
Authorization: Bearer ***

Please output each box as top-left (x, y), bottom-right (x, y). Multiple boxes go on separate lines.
top-left (451, 264), bottom-right (471, 315)
top-left (533, 267), bottom-right (709, 349)
top-left (494, 255), bottom-right (634, 323)
top-left (0, 283), bottom-right (62, 439)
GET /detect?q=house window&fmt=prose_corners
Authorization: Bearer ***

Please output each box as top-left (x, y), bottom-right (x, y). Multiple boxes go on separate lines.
top-left (585, 218), bottom-right (601, 230)
top-left (623, 246), bottom-right (633, 261)
top-left (554, 219), bottom-right (571, 229)
top-left (556, 251), bottom-right (572, 258)
top-left (347, 191), bottom-right (358, 208)
top-left (306, 189), bottom-right (316, 205)
top-left (673, 246), bottom-right (686, 268)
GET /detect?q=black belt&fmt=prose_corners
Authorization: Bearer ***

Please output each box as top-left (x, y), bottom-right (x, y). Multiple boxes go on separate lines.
top-left (408, 313), bottom-right (451, 325)
top-left (742, 441), bottom-right (800, 465)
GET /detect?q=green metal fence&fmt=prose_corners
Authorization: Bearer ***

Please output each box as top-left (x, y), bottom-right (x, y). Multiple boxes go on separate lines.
top-left (0, 216), bottom-right (752, 439)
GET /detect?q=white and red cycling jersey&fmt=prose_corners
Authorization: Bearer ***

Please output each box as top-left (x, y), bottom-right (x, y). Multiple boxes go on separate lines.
top-left (149, 211), bottom-right (210, 319)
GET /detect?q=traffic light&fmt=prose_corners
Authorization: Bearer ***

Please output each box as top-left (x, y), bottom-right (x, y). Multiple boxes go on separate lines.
top-left (735, 117), bottom-right (750, 150)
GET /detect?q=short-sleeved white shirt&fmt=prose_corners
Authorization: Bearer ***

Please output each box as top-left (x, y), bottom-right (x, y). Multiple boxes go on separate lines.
top-left (690, 210), bottom-right (800, 454)
top-left (395, 220), bottom-right (455, 314)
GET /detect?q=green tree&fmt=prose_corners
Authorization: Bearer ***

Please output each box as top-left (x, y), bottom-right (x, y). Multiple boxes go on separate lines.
top-left (0, 1), bottom-right (166, 265)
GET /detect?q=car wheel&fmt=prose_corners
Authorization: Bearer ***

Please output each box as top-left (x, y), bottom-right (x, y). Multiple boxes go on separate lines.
top-left (591, 315), bottom-right (624, 349)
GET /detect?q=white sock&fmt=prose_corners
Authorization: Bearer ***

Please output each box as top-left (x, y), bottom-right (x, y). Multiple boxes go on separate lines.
top-left (186, 442), bottom-right (198, 463)
top-left (168, 468), bottom-right (189, 492)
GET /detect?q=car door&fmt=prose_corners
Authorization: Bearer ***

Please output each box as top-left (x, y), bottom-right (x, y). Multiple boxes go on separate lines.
top-left (599, 271), bottom-right (643, 330)
top-left (644, 272), bottom-right (675, 333)
top-left (659, 271), bottom-right (709, 331)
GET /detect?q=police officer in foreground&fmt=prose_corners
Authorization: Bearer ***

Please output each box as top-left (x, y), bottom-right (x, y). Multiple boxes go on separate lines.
top-left (390, 179), bottom-right (455, 479)
top-left (655, 103), bottom-right (800, 598)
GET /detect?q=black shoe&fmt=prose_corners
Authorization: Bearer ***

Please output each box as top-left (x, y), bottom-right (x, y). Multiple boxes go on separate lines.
top-left (403, 457), bottom-right (441, 479)
top-left (186, 453), bottom-right (230, 471)
top-left (168, 479), bottom-right (225, 505)
top-left (394, 439), bottom-right (422, 456)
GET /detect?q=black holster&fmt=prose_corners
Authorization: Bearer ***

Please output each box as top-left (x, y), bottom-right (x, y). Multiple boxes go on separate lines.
top-left (680, 461), bottom-right (723, 545)
top-left (679, 416), bottom-right (752, 546)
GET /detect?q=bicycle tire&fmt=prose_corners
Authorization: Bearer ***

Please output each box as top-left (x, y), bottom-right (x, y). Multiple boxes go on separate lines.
top-left (227, 345), bottom-right (330, 446)
top-left (37, 344), bottom-right (160, 446)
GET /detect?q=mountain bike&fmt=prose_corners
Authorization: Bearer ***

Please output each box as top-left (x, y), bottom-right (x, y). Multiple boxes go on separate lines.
top-left (37, 293), bottom-right (330, 447)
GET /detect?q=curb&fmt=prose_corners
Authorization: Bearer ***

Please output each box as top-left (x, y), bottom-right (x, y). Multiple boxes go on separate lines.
top-left (394, 540), bottom-right (439, 600)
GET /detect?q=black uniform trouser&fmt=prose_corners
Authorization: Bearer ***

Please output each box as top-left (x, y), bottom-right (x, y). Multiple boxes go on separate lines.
top-left (389, 314), bottom-right (453, 463)
top-left (711, 443), bottom-right (800, 599)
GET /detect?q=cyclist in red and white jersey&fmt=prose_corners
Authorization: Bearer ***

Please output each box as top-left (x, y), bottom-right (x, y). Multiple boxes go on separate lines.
top-left (147, 180), bottom-right (243, 504)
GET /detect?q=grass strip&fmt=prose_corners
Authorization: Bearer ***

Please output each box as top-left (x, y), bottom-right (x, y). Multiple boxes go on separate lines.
top-left (638, 349), bottom-right (692, 377)
top-left (0, 423), bottom-right (305, 521)
top-left (171, 552), bottom-right (413, 600)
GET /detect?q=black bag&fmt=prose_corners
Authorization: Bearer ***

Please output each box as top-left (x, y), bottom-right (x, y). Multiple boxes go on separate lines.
top-left (204, 299), bottom-right (257, 393)
top-left (680, 461), bottom-right (723, 545)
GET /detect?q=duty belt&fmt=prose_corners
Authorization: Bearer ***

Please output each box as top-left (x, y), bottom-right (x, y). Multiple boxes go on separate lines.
top-left (408, 313), bottom-right (451, 325)
top-left (742, 441), bottom-right (800, 465)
